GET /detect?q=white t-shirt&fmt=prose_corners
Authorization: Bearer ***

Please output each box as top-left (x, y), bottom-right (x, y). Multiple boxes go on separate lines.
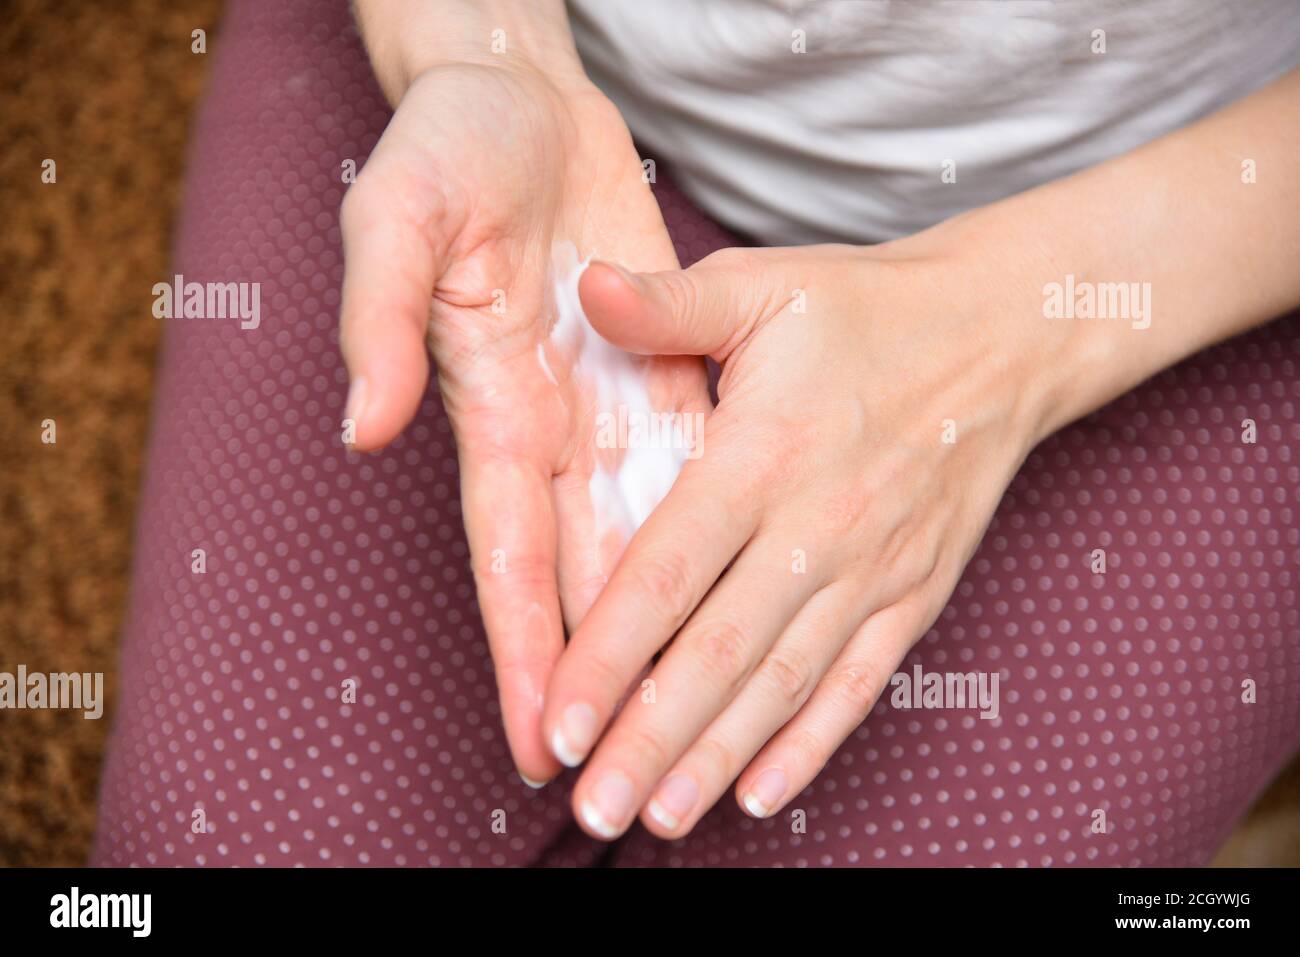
top-left (567, 0), bottom-right (1300, 244)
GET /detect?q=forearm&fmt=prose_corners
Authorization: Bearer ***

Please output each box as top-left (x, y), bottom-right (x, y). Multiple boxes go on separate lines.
top-left (352, 0), bottom-right (589, 104)
top-left (920, 67), bottom-right (1300, 445)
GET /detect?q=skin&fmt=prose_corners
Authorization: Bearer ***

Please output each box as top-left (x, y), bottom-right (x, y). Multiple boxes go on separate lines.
top-left (341, 1), bottom-right (710, 785)
top-left (347, 3), bottom-right (1300, 837)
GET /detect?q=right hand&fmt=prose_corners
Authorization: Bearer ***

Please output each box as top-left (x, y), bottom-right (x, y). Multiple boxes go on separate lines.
top-left (337, 61), bottom-right (711, 784)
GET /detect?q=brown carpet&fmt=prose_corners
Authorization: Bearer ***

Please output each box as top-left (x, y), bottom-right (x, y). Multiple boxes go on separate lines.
top-left (0, 0), bottom-right (222, 866)
top-left (0, 0), bottom-right (1294, 867)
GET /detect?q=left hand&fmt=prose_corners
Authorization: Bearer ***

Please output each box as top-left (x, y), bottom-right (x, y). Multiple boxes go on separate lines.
top-left (336, 64), bottom-right (708, 785)
top-left (541, 238), bottom-right (1078, 839)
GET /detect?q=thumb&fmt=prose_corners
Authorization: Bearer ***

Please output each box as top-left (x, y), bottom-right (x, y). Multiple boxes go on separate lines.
top-left (578, 252), bottom-right (763, 361)
top-left (337, 173), bottom-right (443, 451)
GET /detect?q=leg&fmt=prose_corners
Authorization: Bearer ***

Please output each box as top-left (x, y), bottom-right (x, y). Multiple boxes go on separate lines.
top-left (90, 0), bottom-right (741, 867)
top-left (93, 0), bottom-right (580, 867)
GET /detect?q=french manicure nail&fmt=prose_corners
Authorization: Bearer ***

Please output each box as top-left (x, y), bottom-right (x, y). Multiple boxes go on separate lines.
top-left (551, 701), bottom-right (598, 767)
top-left (519, 772), bottom-right (549, 789)
top-left (742, 767), bottom-right (788, 818)
top-left (647, 773), bottom-right (699, 831)
top-left (579, 770), bottom-right (635, 839)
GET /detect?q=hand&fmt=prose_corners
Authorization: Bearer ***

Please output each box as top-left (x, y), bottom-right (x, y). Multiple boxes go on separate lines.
top-left (337, 62), bottom-right (710, 785)
top-left (541, 240), bottom-right (1075, 838)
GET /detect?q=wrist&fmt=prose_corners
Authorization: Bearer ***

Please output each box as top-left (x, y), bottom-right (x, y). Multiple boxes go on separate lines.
top-left (353, 0), bottom-right (592, 105)
top-left (900, 203), bottom-right (1142, 451)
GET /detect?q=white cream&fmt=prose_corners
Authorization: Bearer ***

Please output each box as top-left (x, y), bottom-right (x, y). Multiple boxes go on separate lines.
top-left (543, 242), bottom-right (691, 545)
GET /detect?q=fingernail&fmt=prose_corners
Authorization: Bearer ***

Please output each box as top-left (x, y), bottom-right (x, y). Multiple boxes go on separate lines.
top-left (742, 768), bottom-right (788, 818)
top-left (579, 770), bottom-right (635, 839)
top-left (343, 376), bottom-right (368, 445)
top-left (519, 772), bottom-right (549, 790)
top-left (647, 773), bottom-right (699, 831)
top-left (551, 701), bottom-right (598, 767)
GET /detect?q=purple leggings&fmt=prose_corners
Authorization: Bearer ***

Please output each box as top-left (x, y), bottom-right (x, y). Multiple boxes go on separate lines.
top-left (92, 0), bottom-right (1300, 867)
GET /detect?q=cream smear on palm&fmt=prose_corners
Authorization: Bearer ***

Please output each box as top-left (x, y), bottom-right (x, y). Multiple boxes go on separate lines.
top-left (540, 243), bottom-right (693, 544)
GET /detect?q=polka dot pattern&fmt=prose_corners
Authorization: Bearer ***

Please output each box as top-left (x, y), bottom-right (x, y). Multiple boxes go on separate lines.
top-left (93, 0), bottom-right (1300, 867)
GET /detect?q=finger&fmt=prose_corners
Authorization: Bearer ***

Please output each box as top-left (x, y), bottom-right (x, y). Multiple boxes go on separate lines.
top-left (551, 464), bottom-right (627, 629)
top-left (568, 538), bottom-right (818, 840)
top-left (734, 602), bottom-right (920, 820)
top-left (638, 582), bottom-right (867, 837)
top-left (578, 249), bottom-right (777, 361)
top-left (458, 441), bottom-right (567, 786)
top-left (542, 437), bottom-right (762, 769)
top-left (338, 166), bottom-right (448, 451)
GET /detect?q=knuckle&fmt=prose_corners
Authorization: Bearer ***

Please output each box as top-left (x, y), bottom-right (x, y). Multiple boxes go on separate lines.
top-left (657, 271), bottom-right (703, 336)
top-left (698, 248), bottom-right (771, 349)
top-left (693, 734), bottom-right (740, 783)
top-left (702, 246), bottom-right (786, 322)
top-left (628, 549), bottom-right (697, 630)
top-left (912, 539), bottom-right (944, 589)
top-left (615, 723), bottom-right (672, 774)
top-left (826, 658), bottom-right (888, 714)
top-left (786, 726), bottom-right (831, 773)
top-left (688, 618), bottom-right (754, 692)
top-left (760, 647), bottom-right (815, 708)
top-left (571, 648), bottom-right (630, 704)
top-left (820, 487), bottom-right (872, 534)
top-left (753, 435), bottom-right (805, 489)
